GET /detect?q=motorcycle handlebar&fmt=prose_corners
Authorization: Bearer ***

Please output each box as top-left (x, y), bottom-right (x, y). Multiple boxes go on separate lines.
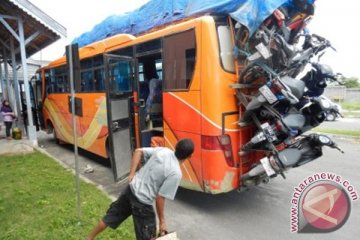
top-left (312, 33), bottom-right (326, 42)
top-left (309, 134), bottom-right (344, 153)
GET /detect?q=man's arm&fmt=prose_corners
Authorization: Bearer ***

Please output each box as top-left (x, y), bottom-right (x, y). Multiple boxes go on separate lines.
top-left (128, 148), bottom-right (143, 183)
top-left (156, 195), bottom-right (167, 234)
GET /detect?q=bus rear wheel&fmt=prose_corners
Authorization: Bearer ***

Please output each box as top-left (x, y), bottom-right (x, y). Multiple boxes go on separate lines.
top-left (47, 121), bottom-right (59, 144)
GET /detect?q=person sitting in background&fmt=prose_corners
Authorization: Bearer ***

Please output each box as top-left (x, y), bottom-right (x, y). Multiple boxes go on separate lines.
top-left (1, 100), bottom-right (16, 140)
top-left (146, 77), bottom-right (161, 115)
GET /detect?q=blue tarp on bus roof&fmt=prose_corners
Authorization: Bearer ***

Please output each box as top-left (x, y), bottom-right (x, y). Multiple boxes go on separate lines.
top-left (73, 0), bottom-right (289, 48)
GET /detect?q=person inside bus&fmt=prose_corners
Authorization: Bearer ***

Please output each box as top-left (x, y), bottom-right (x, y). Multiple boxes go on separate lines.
top-left (86, 138), bottom-right (194, 240)
top-left (143, 63), bottom-right (162, 123)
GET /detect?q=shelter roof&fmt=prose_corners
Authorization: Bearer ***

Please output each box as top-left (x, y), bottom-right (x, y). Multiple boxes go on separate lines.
top-left (0, 0), bottom-right (66, 62)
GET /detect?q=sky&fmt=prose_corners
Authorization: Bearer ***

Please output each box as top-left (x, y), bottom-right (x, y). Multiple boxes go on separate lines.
top-left (30, 0), bottom-right (360, 79)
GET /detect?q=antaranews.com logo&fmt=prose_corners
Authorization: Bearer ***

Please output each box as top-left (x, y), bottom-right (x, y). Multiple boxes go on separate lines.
top-left (290, 172), bottom-right (358, 233)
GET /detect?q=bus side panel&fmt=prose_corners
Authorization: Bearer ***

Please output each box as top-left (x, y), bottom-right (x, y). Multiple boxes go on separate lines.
top-left (77, 93), bottom-right (108, 158)
top-left (43, 94), bottom-right (80, 143)
top-left (163, 91), bottom-right (203, 191)
top-left (163, 121), bottom-right (203, 191)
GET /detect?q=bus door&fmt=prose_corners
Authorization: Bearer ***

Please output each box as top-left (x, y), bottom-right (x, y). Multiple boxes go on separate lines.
top-left (104, 54), bottom-right (136, 181)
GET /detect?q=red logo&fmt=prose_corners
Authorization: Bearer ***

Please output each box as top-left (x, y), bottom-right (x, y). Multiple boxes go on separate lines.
top-left (300, 182), bottom-right (351, 232)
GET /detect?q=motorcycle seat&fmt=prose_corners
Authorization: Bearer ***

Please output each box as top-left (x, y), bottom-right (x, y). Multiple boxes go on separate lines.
top-left (280, 76), bottom-right (305, 99)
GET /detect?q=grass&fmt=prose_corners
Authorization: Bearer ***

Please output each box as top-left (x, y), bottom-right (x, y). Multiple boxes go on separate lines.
top-left (312, 128), bottom-right (360, 137)
top-left (0, 152), bottom-right (135, 240)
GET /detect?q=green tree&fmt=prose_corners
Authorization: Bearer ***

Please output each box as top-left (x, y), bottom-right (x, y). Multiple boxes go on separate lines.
top-left (341, 76), bottom-right (360, 88)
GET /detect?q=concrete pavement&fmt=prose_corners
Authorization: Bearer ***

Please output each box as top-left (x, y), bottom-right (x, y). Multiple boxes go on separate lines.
top-left (0, 124), bottom-right (34, 155)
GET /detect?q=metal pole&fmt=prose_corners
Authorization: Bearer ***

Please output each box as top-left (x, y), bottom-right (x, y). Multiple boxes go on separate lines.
top-left (10, 37), bottom-right (22, 118)
top-left (67, 45), bottom-right (82, 222)
top-left (3, 48), bottom-right (10, 100)
top-left (18, 17), bottom-right (37, 145)
top-left (0, 59), bottom-right (4, 100)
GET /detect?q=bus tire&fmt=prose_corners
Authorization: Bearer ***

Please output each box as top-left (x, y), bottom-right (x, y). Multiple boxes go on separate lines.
top-left (105, 138), bottom-right (110, 159)
top-left (47, 121), bottom-right (59, 144)
top-left (53, 129), bottom-right (60, 144)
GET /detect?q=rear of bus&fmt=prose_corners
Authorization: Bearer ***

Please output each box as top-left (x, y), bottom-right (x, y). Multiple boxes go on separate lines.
top-left (199, 16), bottom-right (254, 193)
top-left (163, 16), bottom-right (255, 194)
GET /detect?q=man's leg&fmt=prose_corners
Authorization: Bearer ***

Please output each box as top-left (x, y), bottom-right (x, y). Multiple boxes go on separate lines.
top-left (130, 196), bottom-right (156, 240)
top-left (87, 186), bottom-right (132, 240)
top-left (86, 220), bottom-right (107, 240)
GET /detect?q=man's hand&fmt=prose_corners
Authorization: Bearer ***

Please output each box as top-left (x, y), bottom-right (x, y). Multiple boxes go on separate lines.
top-left (128, 149), bottom-right (143, 183)
top-left (128, 173), bottom-right (135, 183)
top-left (159, 221), bottom-right (167, 236)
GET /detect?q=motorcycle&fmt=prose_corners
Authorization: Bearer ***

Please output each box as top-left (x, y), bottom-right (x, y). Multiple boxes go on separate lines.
top-left (242, 96), bottom-right (330, 151)
top-left (234, 0), bottom-right (315, 57)
top-left (319, 95), bottom-right (344, 121)
top-left (300, 62), bottom-right (340, 98)
top-left (241, 133), bottom-right (344, 187)
top-left (238, 33), bottom-right (336, 125)
top-left (242, 33), bottom-right (335, 79)
top-left (239, 63), bottom-right (304, 123)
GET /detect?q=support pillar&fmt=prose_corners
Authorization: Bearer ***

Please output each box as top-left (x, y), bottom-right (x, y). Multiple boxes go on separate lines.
top-left (0, 59), bottom-right (4, 100)
top-left (10, 37), bottom-right (22, 118)
top-left (3, 48), bottom-right (11, 102)
top-left (18, 17), bottom-right (37, 145)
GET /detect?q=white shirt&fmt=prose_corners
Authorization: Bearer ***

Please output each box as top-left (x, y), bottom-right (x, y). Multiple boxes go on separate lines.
top-left (130, 147), bottom-right (182, 205)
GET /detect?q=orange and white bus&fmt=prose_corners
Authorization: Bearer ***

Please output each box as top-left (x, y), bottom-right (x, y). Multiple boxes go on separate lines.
top-left (37, 16), bottom-right (257, 194)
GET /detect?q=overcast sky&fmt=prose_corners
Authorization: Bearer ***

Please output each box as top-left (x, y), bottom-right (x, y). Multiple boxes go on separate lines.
top-left (30, 0), bottom-right (360, 79)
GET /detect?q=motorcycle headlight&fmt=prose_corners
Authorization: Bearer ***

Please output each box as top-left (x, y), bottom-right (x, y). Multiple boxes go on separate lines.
top-left (318, 135), bottom-right (330, 144)
top-left (321, 99), bottom-right (331, 109)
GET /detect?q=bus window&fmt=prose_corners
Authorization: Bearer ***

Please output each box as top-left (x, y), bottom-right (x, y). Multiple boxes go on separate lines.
top-left (138, 63), bottom-right (144, 82)
top-left (50, 67), bottom-right (69, 93)
top-left (155, 59), bottom-right (163, 80)
top-left (94, 68), bottom-right (105, 91)
top-left (93, 55), bottom-right (103, 67)
top-left (111, 46), bottom-right (134, 57)
top-left (46, 69), bottom-right (56, 94)
top-left (80, 58), bottom-right (92, 69)
top-left (81, 70), bottom-right (94, 92)
top-left (56, 76), bottom-right (65, 92)
top-left (110, 62), bottom-right (132, 93)
top-left (217, 25), bottom-right (235, 72)
top-left (136, 39), bottom-right (161, 56)
top-left (163, 29), bottom-right (196, 90)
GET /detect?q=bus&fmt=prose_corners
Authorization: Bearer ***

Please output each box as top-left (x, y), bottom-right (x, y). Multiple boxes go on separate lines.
top-left (36, 16), bottom-right (257, 194)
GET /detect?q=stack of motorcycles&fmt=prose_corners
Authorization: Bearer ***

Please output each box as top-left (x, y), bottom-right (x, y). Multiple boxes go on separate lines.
top-left (233, 0), bottom-right (344, 187)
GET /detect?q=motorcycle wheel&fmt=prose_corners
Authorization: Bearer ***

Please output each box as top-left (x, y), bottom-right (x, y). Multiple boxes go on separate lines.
top-left (325, 112), bottom-right (336, 121)
top-left (238, 63), bottom-right (268, 97)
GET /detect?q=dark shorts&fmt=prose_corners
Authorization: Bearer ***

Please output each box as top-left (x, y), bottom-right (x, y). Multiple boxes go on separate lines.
top-left (103, 185), bottom-right (156, 240)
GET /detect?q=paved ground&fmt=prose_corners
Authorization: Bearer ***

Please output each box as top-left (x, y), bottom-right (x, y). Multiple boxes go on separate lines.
top-left (0, 123), bottom-right (34, 155)
top-left (320, 117), bottom-right (360, 131)
top-left (1, 119), bottom-right (359, 239)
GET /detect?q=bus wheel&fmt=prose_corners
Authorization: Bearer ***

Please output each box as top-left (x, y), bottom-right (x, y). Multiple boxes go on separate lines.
top-left (105, 138), bottom-right (110, 159)
top-left (53, 129), bottom-right (60, 144)
top-left (48, 122), bottom-right (59, 144)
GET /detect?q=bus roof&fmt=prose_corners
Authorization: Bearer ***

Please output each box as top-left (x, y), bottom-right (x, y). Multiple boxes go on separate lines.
top-left (43, 15), bottom-right (209, 69)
